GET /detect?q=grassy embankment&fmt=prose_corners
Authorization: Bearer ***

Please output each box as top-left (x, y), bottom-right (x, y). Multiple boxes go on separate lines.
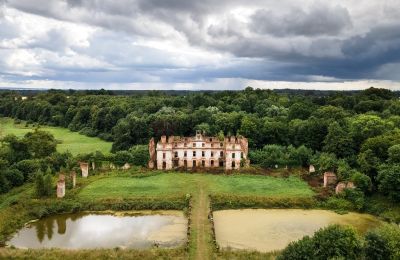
top-left (0, 117), bottom-right (112, 155)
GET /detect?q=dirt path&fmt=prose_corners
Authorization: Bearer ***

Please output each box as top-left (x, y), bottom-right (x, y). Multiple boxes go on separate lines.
top-left (189, 181), bottom-right (213, 260)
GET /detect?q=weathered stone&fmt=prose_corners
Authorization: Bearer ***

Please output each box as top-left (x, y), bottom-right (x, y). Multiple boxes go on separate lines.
top-left (122, 163), bottom-right (131, 170)
top-left (323, 172), bottom-right (337, 187)
top-left (71, 171), bottom-right (76, 188)
top-left (57, 180), bottom-right (65, 198)
top-left (80, 162), bottom-right (89, 178)
top-left (309, 165), bottom-right (315, 173)
top-left (335, 181), bottom-right (356, 194)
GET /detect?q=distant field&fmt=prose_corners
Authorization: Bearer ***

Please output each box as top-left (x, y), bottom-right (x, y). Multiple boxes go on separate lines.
top-left (0, 117), bottom-right (112, 155)
top-left (78, 173), bottom-right (314, 199)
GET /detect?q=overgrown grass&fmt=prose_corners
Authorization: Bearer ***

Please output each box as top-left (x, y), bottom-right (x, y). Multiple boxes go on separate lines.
top-left (0, 117), bottom-right (112, 155)
top-left (0, 247), bottom-right (186, 260)
top-left (78, 173), bottom-right (314, 199)
top-left (210, 194), bottom-right (317, 211)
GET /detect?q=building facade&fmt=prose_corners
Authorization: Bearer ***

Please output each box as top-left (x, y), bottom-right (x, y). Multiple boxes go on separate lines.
top-left (148, 131), bottom-right (249, 171)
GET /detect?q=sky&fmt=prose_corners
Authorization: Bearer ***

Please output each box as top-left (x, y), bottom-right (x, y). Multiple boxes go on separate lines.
top-left (0, 0), bottom-right (400, 90)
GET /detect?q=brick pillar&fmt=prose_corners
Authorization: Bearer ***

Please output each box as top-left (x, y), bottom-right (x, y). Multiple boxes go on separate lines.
top-left (80, 162), bottom-right (89, 178)
top-left (57, 180), bottom-right (65, 198)
top-left (71, 171), bottom-right (76, 188)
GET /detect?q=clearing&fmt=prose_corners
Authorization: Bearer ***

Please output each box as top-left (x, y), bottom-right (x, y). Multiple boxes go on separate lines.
top-left (0, 117), bottom-right (112, 155)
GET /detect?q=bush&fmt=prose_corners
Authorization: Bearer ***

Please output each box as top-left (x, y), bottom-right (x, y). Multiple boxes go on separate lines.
top-left (365, 223), bottom-right (400, 260)
top-left (129, 145), bottom-right (149, 167)
top-left (79, 127), bottom-right (97, 137)
top-left (351, 172), bottom-right (372, 193)
top-left (112, 151), bottom-right (133, 167)
top-left (342, 188), bottom-right (365, 210)
top-left (277, 236), bottom-right (314, 259)
top-left (0, 172), bottom-right (10, 194)
top-left (325, 197), bottom-right (354, 212)
top-left (377, 164), bottom-right (400, 202)
top-left (4, 169), bottom-right (24, 187)
top-left (278, 225), bottom-right (362, 260)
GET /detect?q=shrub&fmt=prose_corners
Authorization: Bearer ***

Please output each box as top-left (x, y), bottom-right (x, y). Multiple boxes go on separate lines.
top-left (277, 236), bottom-right (314, 259)
top-left (351, 172), bottom-right (372, 193)
top-left (377, 164), bottom-right (400, 202)
top-left (365, 223), bottom-right (400, 260)
top-left (312, 225), bottom-right (362, 259)
top-left (342, 188), bottom-right (365, 210)
top-left (4, 169), bottom-right (24, 187)
top-left (129, 145), bottom-right (149, 167)
top-left (0, 172), bottom-right (10, 194)
top-left (278, 225), bottom-right (362, 260)
top-left (79, 127), bottom-right (97, 137)
top-left (325, 197), bottom-right (354, 211)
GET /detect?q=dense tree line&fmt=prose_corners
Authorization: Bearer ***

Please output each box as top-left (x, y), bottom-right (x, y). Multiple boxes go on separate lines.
top-left (1, 87), bottom-right (400, 203)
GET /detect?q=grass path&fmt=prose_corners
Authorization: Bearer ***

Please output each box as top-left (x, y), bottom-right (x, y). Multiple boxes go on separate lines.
top-left (190, 182), bottom-right (213, 260)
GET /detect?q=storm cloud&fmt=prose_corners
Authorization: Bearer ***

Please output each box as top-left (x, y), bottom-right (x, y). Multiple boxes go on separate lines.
top-left (0, 0), bottom-right (400, 89)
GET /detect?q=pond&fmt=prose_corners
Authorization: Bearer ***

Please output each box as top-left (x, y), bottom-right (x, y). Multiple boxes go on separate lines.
top-left (8, 211), bottom-right (187, 249)
top-left (213, 209), bottom-right (382, 252)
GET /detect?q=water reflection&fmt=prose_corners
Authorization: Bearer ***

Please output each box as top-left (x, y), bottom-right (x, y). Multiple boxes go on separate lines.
top-left (9, 211), bottom-right (187, 249)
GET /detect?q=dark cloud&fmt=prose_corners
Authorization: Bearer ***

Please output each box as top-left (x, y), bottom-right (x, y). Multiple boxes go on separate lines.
top-left (250, 4), bottom-right (352, 37)
top-left (1, 0), bottom-right (400, 87)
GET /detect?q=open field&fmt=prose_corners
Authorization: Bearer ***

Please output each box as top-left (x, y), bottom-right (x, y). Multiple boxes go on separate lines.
top-left (78, 173), bottom-right (315, 199)
top-left (0, 117), bottom-right (112, 155)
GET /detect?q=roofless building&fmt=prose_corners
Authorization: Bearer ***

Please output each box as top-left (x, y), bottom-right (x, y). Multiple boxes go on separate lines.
top-left (148, 130), bottom-right (249, 171)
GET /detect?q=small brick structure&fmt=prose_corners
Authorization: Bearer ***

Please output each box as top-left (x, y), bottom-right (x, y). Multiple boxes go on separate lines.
top-left (336, 181), bottom-right (356, 194)
top-left (57, 179), bottom-right (65, 198)
top-left (71, 171), bottom-right (76, 188)
top-left (323, 172), bottom-right (337, 187)
top-left (309, 165), bottom-right (315, 173)
top-left (80, 162), bottom-right (89, 178)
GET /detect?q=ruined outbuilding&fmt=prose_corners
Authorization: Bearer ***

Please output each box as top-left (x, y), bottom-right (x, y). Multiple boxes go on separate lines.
top-left (80, 162), bottom-right (89, 178)
top-left (57, 174), bottom-right (65, 198)
top-left (148, 130), bottom-right (249, 171)
top-left (335, 181), bottom-right (356, 194)
top-left (323, 172), bottom-right (337, 187)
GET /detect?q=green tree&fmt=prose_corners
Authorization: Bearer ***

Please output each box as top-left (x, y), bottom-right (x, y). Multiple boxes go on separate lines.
top-left (35, 170), bottom-right (45, 197)
top-left (43, 174), bottom-right (53, 197)
top-left (388, 144), bottom-right (400, 163)
top-left (4, 168), bottom-right (24, 187)
top-left (351, 172), bottom-right (372, 193)
top-left (377, 164), bottom-right (400, 202)
top-left (323, 122), bottom-right (354, 158)
top-left (24, 130), bottom-right (57, 158)
top-left (0, 171), bottom-right (10, 194)
top-left (278, 225), bottom-right (362, 260)
top-left (365, 223), bottom-right (400, 260)
top-left (129, 145), bottom-right (149, 167)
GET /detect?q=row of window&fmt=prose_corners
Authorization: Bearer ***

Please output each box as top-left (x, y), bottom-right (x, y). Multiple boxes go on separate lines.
top-left (174, 142), bottom-right (229, 148)
top-left (166, 160), bottom-right (237, 168)
top-left (163, 151), bottom-right (242, 159)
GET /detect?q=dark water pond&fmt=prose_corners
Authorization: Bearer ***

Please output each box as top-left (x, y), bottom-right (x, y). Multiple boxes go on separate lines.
top-left (8, 211), bottom-right (187, 249)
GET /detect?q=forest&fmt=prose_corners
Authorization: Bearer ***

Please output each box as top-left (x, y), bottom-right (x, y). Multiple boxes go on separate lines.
top-left (0, 87), bottom-right (400, 203)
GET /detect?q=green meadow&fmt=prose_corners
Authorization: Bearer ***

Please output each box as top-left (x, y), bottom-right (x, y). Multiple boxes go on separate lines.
top-left (0, 117), bottom-right (112, 155)
top-left (78, 173), bottom-right (314, 199)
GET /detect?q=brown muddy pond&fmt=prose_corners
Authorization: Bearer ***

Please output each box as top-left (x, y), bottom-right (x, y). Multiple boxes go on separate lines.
top-left (8, 211), bottom-right (187, 249)
top-left (214, 209), bottom-right (382, 252)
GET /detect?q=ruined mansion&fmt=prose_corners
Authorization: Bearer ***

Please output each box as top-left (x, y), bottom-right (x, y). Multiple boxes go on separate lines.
top-left (148, 131), bottom-right (249, 171)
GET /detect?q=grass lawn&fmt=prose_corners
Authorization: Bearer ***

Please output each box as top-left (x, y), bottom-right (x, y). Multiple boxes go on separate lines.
top-left (78, 173), bottom-right (314, 199)
top-left (0, 117), bottom-right (112, 155)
